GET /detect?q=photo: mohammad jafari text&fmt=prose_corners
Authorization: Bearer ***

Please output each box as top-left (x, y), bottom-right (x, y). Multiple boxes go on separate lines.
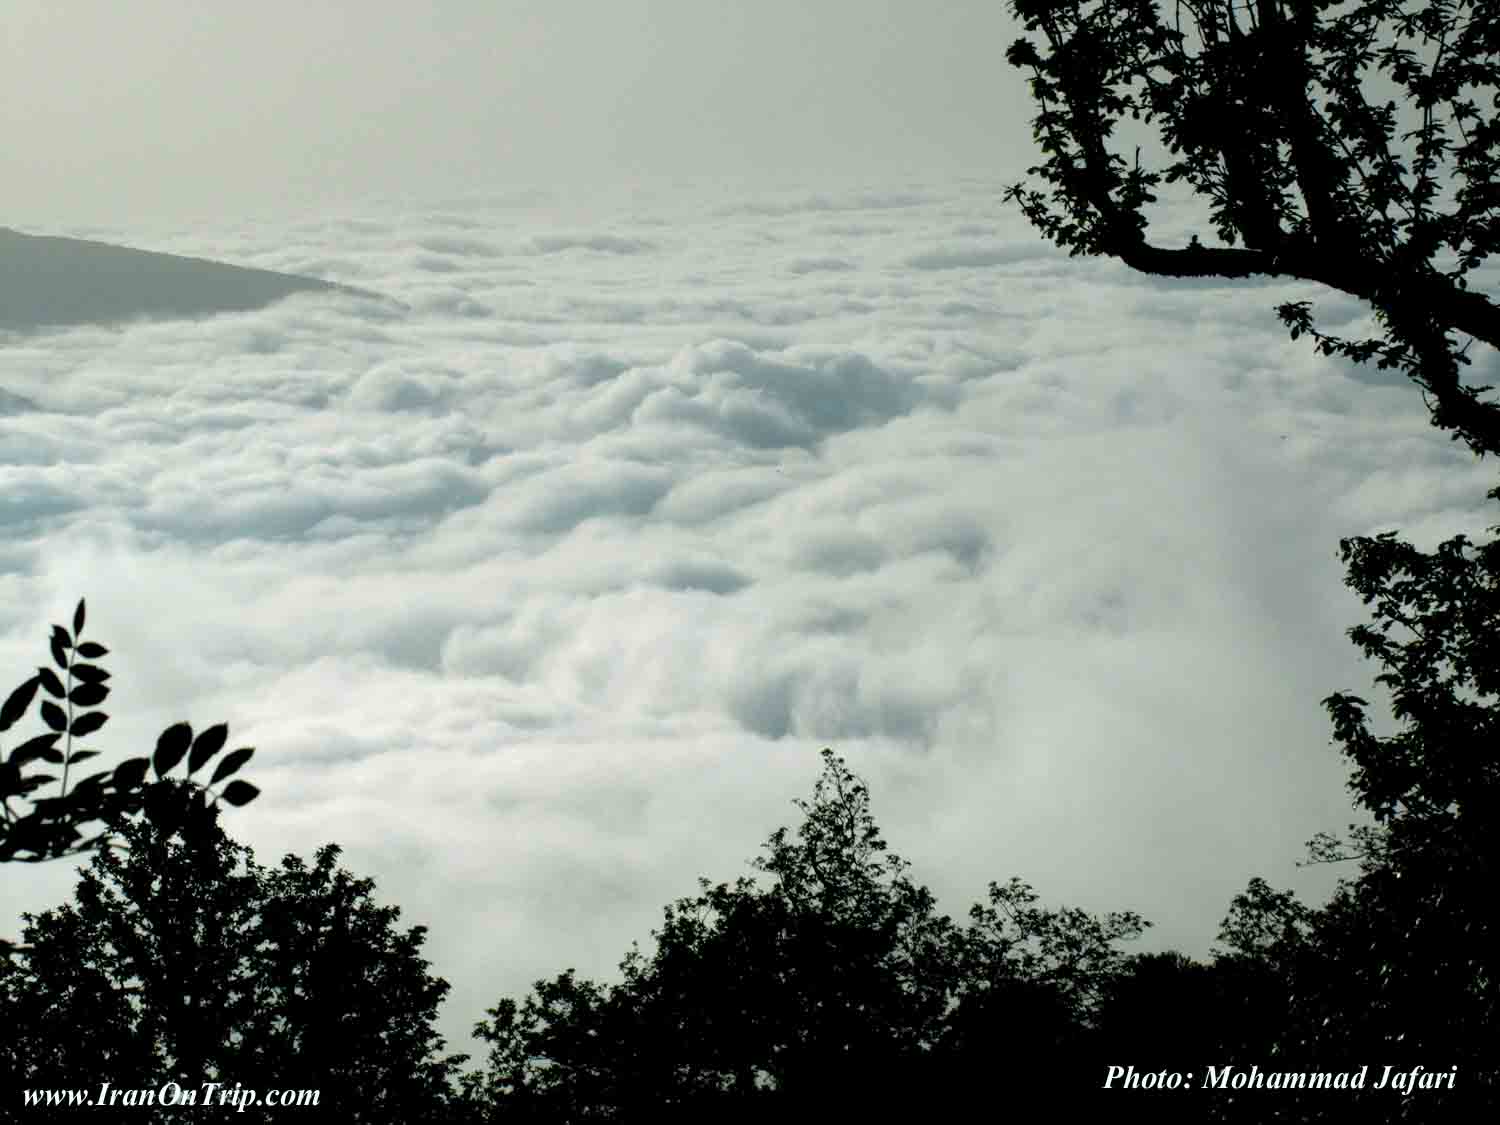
top-left (1104, 1064), bottom-right (1458, 1095)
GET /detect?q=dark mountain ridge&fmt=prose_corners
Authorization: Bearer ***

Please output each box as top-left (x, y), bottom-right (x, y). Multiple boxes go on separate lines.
top-left (1, 225), bottom-right (394, 331)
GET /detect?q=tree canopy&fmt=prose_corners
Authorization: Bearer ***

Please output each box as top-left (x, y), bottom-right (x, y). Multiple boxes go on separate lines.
top-left (1138, 508), bottom-right (1500, 1121)
top-left (459, 749), bottom-right (1149, 1119)
top-left (1004, 0), bottom-right (1500, 457)
top-left (1298, 509), bottom-right (1500, 1110)
top-left (0, 793), bottom-right (466, 1122)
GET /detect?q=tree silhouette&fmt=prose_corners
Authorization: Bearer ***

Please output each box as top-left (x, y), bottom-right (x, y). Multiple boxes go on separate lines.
top-left (1003, 0), bottom-right (1500, 457)
top-left (1150, 502), bottom-right (1500, 1121)
top-left (0, 794), bottom-right (467, 1123)
top-left (1302, 500), bottom-right (1500, 1112)
top-left (0, 599), bottom-right (258, 868)
top-left (461, 749), bottom-right (1148, 1119)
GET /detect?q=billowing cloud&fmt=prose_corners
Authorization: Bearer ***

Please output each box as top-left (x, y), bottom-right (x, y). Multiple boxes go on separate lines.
top-left (3, 180), bottom-right (1495, 1064)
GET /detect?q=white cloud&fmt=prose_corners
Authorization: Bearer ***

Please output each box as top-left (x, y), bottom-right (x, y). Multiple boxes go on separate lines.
top-left (3, 179), bottom-right (1495, 1063)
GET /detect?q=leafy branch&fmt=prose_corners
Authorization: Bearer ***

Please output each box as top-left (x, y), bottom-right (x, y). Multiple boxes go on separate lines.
top-left (1003, 0), bottom-right (1500, 458)
top-left (0, 598), bottom-right (260, 866)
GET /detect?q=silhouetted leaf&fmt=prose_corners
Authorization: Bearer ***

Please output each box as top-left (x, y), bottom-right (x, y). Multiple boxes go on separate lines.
top-left (39, 701), bottom-right (68, 733)
top-left (39, 747), bottom-right (65, 765)
top-left (208, 747), bottom-right (255, 786)
top-left (68, 683), bottom-right (108, 708)
top-left (68, 772), bottom-right (105, 798)
top-left (69, 663), bottom-right (111, 685)
top-left (113, 757), bottom-right (151, 792)
top-left (69, 711), bottom-right (109, 738)
top-left (0, 676), bottom-right (40, 732)
top-left (219, 780), bottom-right (260, 807)
top-left (0, 761), bottom-right (21, 798)
top-left (49, 628), bottom-right (72, 672)
top-left (73, 599), bottom-right (85, 636)
top-left (67, 750), bottom-right (101, 765)
top-left (36, 666), bottom-right (66, 699)
top-left (65, 793), bottom-right (106, 820)
top-left (9, 732), bottom-right (61, 766)
top-left (153, 723), bottom-right (193, 778)
top-left (75, 642), bottom-right (108, 659)
top-left (3, 817), bottom-right (50, 858)
top-left (188, 723), bottom-right (229, 774)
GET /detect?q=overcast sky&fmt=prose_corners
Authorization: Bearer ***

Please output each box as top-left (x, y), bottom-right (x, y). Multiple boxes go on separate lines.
top-left (3, 0), bottom-right (1033, 227)
top-left (4, 0), bottom-right (1496, 1072)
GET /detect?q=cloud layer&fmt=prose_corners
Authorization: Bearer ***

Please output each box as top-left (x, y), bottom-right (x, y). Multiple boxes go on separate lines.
top-left (3, 180), bottom-right (1495, 1059)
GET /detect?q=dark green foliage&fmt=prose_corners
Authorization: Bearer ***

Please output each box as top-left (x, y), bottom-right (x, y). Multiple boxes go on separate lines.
top-left (460, 749), bottom-right (1148, 1119)
top-left (1308, 502), bottom-right (1500, 1112)
top-left (1095, 950), bottom-right (1221, 1066)
top-left (1321, 509), bottom-right (1500, 831)
top-left (1003, 0), bottom-right (1500, 457)
top-left (937, 875), bottom-right (1146, 1101)
top-left (1167, 503), bottom-right (1500, 1121)
top-left (0, 599), bottom-right (259, 867)
top-left (0, 795), bottom-right (467, 1123)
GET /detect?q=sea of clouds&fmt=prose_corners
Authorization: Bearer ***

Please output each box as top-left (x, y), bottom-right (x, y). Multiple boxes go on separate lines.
top-left (3, 178), bottom-right (1495, 1057)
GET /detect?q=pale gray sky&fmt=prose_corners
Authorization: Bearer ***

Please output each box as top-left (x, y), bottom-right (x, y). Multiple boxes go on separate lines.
top-left (3, 1), bottom-right (1032, 226)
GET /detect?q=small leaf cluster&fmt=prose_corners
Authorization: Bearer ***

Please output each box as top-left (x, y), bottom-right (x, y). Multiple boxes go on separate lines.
top-left (0, 599), bottom-right (259, 864)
